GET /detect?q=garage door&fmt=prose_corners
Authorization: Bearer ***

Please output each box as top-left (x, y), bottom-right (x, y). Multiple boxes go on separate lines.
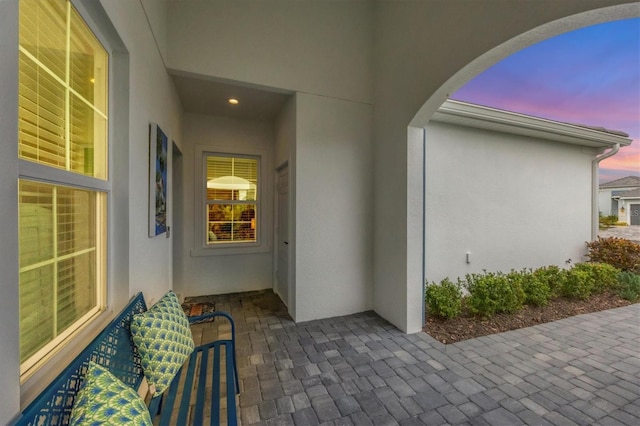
top-left (631, 204), bottom-right (640, 226)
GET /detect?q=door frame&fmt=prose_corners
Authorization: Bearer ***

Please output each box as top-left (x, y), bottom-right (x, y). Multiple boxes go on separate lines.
top-left (274, 161), bottom-right (293, 316)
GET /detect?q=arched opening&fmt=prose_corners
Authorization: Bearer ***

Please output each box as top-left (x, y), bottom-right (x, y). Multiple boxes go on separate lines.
top-left (410, 3), bottom-right (639, 128)
top-left (410, 4), bottom-right (639, 332)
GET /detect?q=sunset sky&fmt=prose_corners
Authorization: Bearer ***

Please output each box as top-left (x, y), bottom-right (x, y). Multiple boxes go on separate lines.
top-left (452, 17), bottom-right (640, 184)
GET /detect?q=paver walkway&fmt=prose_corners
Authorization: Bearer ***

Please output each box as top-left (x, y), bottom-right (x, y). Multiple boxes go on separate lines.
top-left (598, 225), bottom-right (640, 243)
top-left (192, 290), bottom-right (640, 426)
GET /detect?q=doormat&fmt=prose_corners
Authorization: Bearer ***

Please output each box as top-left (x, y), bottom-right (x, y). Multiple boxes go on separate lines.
top-left (181, 299), bottom-right (216, 323)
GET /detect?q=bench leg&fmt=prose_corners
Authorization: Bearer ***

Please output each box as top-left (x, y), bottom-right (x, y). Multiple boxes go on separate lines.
top-left (225, 342), bottom-right (238, 425)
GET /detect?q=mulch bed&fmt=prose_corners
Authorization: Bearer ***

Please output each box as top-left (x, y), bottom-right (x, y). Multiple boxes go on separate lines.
top-left (423, 291), bottom-right (635, 344)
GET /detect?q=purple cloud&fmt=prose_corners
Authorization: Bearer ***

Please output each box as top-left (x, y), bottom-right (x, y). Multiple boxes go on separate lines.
top-left (452, 17), bottom-right (640, 181)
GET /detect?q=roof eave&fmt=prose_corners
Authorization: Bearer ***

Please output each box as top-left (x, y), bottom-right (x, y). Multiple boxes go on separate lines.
top-left (430, 100), bottom-right (633, 149)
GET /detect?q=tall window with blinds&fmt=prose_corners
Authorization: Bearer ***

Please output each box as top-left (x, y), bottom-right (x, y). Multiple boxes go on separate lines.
top-left (206, 155), bottom-right (259, 245)
top-left (17, 0), bottom-right (108, 376)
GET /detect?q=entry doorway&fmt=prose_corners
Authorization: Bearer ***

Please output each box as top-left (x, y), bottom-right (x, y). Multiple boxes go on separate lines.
top-left (172, 142), bottom-right (183, 297)
top-left (275, 164), bottom-right (290, 308)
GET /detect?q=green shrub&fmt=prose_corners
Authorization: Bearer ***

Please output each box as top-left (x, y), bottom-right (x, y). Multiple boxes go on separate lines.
top-left (617, 271), bottom-right (640, 302)
top-left (585, 237), bottom-right (640, 272)
top-left (505, 270), bottom-right (527, 310)
top-left (563, 266), bottom-right (595, 299)
top-left (532, 265), bottom-right (567, 298)
top-left (571, 262), bottom-right (620, 294)
top-left (599, 214), bottom-right (619, 228)
top-left (425, 278), bottom-right (463, 319)
top-left (465, 271), bottom-right (524, 318)
top-left (520, 269), bottom-right (551, 306)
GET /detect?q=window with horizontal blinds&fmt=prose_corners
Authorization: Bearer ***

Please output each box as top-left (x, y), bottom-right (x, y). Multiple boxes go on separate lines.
top-left (206, 155), bottom-right (259, 244)
top-left (18, 181), bottom-right (102, 365)
top-left (18, 0), bottom-right (108, 180)
top-left (17, 0), bottom-right (108, 376)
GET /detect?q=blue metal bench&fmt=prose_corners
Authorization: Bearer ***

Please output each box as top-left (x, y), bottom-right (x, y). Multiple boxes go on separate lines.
top-left (15, 293), bottom-right (239, 426)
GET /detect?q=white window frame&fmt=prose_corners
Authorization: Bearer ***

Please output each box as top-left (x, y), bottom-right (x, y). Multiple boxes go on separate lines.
top-left (192, 145), bottom-right (271, 257)
top-left (17, 0), bottom-right (111, 380)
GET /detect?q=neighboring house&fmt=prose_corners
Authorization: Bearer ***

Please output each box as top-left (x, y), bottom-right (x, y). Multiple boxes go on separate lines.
top-left (0, 1), bottom-right (635, 421)
top-left (599, 176), bottom-right (640, 218)
top-left (425, 100), bottom-right (631, 284)
top-left (615, 188), bottom-right (640, 225)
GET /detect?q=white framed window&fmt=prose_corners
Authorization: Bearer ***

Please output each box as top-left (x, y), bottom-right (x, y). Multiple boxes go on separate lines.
top-left (192, 145), bottom-right (270, 256)
top-left (205, 154), bottom-right (259, 245)
top-left (17, 0), bottom-right (108, 377)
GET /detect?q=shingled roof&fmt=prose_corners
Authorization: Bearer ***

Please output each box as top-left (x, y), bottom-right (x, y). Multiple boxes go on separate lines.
top-left (600, 176), bottom-right (640, 189)
top-left (568, 123), bottom-right (630, 138)
top-left (615, 188), bottom-right (640, 199)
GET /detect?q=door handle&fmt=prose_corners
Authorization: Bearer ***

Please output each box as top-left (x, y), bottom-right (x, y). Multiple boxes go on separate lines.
top-left (284, 241), bottom-right (289, 245)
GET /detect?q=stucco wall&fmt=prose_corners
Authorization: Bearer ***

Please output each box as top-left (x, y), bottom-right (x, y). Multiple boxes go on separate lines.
top-left (166, 0), bottom-right (374, 104)
top-left (175, 114), bottom-right (275, 297)
top-left (174, 94), bottom-right (374, 322)
top-left (166, 2), bottom-right (377, 321)
top-left (294, 93), bottom-right (374, 322)
top-left (140, 0), bottom-right (168, 62)
top-left (424, 122), bottom-right (596, 284)
top-left (163, 0), bottom-right (634, 334)
top-left (599, 189), bottom-right (617, 216)
top-left (0, 1), bottom-right (636, 420)
top-left (275, 97), bottom-right (296, 170)
top-left (99, 0), bottom-right (183, 307)
top-left (373, 1), bottom-right (636, 333)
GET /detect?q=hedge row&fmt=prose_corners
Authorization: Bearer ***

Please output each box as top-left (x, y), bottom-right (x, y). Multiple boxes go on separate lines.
top-left (425, 263), bottom-right (639, 320)
top-left (426, 237), bottom-right (640, 320)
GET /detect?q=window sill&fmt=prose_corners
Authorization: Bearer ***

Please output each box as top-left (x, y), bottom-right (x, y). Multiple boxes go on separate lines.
top-left (190, 243), bottom-right (271, 257)
top-left (20, 308), bottom-right (114, 408)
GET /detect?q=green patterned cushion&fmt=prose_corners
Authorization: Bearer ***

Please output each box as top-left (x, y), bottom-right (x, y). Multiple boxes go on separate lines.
top-left (130, 290), bottom-right (195, 396)
top-left (69, 362), bottom-right (152, 426)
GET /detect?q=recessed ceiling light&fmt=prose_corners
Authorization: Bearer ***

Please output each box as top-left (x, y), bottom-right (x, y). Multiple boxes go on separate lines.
top-left (228, 98), bottom-right (239, 105)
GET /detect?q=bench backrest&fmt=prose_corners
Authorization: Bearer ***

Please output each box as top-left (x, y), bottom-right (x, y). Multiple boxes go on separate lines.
top-left (16, 293), bottom-right (148, 426)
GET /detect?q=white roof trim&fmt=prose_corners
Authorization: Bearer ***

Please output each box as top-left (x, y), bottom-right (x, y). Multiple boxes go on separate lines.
top-left (430, 99), bottom-right (632, 149)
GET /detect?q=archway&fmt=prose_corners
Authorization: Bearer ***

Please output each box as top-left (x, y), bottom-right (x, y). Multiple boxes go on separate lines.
top-left (410, 3), bottom-right (639, 128)
top-left (408, 3), bottom-right (639, 332)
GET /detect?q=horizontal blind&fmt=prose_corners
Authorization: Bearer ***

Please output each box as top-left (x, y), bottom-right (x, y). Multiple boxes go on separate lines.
top-left (18, 51), bottom-right (67, 168)
top-left (18, 181), bottom-right (54, 268)
top-left (19, 0), bottom-right (67, 82)
top-left (69, 8), bottom-right (108, 113)
top-left (17, 0), bottom-right (108, 372)
top-left (18, 180), bottom-right (100, 363)
top-left (206, 156), bottom-right (258, 201)
top-left (18, 0), bottom-right (109, 181)
top-left (19, 266), bottom-right (55, 362)
top-left (57, 252), bottom-right (96, 333)
top-left (206, 155), bottom-right (258, 244)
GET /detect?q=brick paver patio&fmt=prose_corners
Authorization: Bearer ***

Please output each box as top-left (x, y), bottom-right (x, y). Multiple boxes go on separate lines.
top-left (598, 225), bottom-right (640, 243)
top-left (191, 290), bottom-right (640, 425)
